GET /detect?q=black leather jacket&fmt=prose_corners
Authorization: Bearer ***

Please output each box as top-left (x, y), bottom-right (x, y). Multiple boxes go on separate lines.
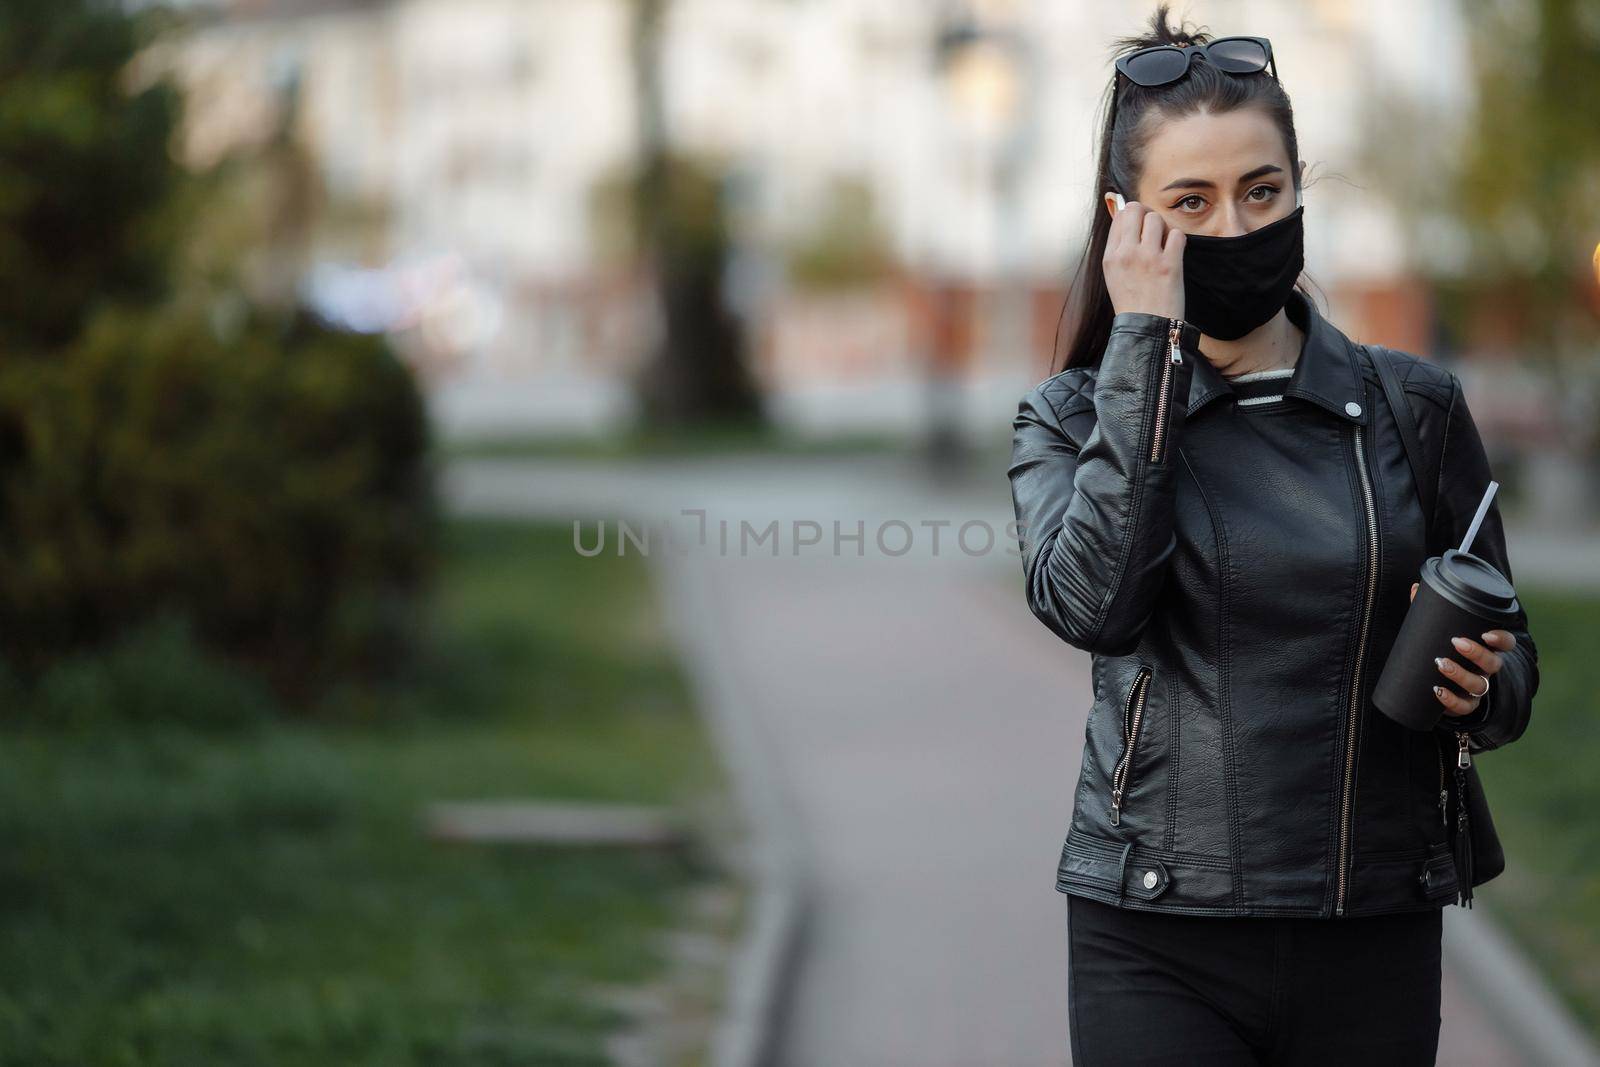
top-left (1008, 289), bottom-right (1539, 918)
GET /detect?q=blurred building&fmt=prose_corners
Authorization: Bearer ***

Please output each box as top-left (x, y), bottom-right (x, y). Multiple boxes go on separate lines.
top-left (154, 0), bottom-right (1475, 443)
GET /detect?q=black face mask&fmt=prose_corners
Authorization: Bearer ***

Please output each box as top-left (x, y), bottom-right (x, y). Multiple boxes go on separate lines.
top-left (1181, 205), bottom-right (1304, 341)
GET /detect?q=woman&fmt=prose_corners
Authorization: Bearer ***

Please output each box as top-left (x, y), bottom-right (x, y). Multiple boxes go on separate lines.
top-left (1006, 7), bottom-right (1540, 1066)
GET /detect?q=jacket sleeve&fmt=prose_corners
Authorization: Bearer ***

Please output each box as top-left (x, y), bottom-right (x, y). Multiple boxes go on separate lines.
top-left (1007, 312), bottom-right (1200, 656)
top-left (1428, 371), bottom-right (1539, 753)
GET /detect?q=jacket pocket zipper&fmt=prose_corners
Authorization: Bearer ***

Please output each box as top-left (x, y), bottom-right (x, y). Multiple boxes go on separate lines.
top-left (1436, 730), bottom-right (1475, 906)
top-left (1437, 739), bottom-right (1449, 831)
top-left (1149, 320), bottom-right (1184, 465)
top-left (1110, 666), bottom-right (1154, 826)
top-left (1453, 730), bottom-right (1475, 906)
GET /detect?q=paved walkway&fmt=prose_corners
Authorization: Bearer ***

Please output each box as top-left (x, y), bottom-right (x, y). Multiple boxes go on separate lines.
top-left (445, 453), bottom-right (1591, 1065)
top-left (669, 542), bottom-right (1520, 1066)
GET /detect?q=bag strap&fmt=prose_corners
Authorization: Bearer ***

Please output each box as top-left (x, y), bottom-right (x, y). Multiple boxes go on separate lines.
top-left (1366, 342), bottom-right (1437, 542)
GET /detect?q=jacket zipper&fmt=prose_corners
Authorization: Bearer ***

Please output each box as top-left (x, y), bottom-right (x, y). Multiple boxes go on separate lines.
top-left (1110, 666), bottom-right (1154, 826)
top-left (1150, 319), bottom-right (1184, 464)
top-left (1335, 424), bottom-right (1380, 917)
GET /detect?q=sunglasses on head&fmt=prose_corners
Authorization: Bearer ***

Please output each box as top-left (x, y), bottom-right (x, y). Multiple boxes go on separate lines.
top-left (1114, 36), bottom-right (1277, 88)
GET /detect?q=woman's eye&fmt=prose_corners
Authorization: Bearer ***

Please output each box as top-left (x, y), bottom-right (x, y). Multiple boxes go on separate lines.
top-left (1176, 186), bottom-right (1275, 212)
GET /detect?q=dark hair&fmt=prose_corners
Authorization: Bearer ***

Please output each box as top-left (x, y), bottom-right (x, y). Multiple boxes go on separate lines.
top-left (1052, 3), bottom-right (1308, 374)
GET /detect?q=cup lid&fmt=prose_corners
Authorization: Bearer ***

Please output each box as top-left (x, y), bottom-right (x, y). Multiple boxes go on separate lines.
top-left (1434, 549), bottom-right (1518, 614)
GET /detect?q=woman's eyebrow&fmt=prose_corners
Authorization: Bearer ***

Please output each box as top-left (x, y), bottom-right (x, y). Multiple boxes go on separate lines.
top-left (1159, 164), bottom-right (1284, 192)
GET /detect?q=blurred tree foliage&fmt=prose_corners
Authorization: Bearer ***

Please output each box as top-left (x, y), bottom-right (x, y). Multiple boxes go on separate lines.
top-left (786, 176), bottom-right (895, 292)
top-left (177, 67), bottom-right (328, 316)
top-left (1448, 0), bottom-right (1600, 352)
top-left (1361, 0), bottom-right (1600, 357)
top-left (0, 0), bottom-right (183, 352)
top-left (0, 0), bottom-right (437, 708)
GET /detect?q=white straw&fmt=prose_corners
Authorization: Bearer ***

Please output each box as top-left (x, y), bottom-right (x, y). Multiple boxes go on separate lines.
top-left (1458, 481), bottom-right (1498, 555)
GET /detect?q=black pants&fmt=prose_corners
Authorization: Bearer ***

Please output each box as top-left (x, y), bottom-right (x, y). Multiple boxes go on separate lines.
top-left (1067, 893), bottom-right (1443, 1066)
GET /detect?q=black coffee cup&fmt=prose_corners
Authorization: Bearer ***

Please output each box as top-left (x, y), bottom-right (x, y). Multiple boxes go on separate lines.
top-left (1373, 549), bottom-right (1520, 732)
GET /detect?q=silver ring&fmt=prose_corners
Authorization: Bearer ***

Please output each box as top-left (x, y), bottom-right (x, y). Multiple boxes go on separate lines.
top-left (1472, 675), bottom-right (1491, 699)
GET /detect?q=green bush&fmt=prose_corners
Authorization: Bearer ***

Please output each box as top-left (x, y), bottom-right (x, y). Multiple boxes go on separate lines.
top-left (0, 304), bottom-right (438, 709)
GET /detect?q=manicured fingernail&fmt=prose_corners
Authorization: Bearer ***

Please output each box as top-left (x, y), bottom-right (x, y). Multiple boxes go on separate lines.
top-left (1481, 633), bottom-right (1495, 643)
top-left (1435, 657), bottom-right (1447, 671)
top-left (1451, 636), bottom-right (1470, 651)
top-left (1433, 686), bottom-right (1446, 699)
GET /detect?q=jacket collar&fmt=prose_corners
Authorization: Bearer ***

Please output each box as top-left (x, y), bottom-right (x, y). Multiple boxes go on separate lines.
top-left (1185, 289), bottom-right (1369, 426)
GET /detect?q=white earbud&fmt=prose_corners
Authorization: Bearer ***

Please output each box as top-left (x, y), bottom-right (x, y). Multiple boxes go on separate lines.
top-left (1111, 191), bottom-right (1127, 213)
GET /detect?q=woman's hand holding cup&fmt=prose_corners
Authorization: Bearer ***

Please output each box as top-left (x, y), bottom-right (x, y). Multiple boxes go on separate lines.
top-left (1408, 581), bottom-right (1515, 717)
top-left (1103, 196), bottom-right (1187, 321)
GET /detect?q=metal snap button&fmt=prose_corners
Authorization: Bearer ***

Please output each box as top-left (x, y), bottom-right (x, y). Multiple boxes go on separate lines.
top-left (1143, 870), bottom-right (1158, 889)
top-left (1345, 401), bottom-right (1362, 417)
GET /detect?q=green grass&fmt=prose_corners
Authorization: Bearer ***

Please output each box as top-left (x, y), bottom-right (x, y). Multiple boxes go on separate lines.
top-left (0, 519), bottom-right (732, 1066)
top-left (1475, 585), bottom-right (1600, 1041)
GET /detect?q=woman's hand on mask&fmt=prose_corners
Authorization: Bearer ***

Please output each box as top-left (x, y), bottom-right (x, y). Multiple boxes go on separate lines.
top-left (1103, 200), bottom-right (1186, 322)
